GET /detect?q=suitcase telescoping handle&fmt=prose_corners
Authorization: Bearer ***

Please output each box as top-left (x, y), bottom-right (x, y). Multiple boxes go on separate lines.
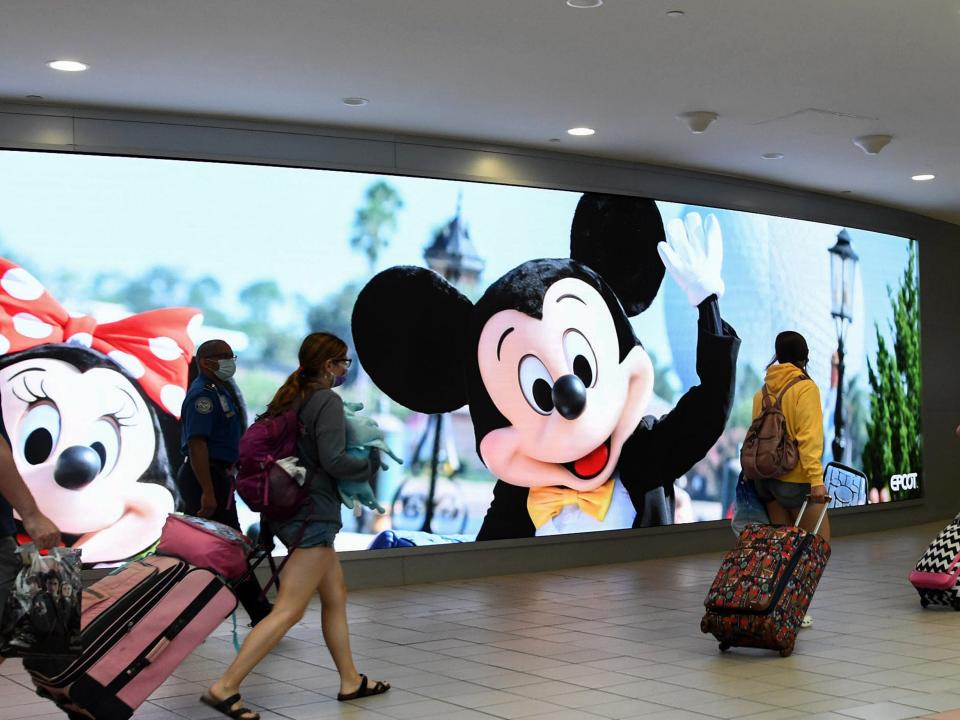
top-left (795, 494), bottom-right (832, 536)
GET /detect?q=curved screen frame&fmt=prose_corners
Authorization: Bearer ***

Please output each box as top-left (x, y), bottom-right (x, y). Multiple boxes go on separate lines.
top-left (0, 103), bottom-right (946, 579)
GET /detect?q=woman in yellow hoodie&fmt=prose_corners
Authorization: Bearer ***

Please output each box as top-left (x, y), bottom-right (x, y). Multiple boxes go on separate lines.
top-left (751, 331), bottom-right (829, 541)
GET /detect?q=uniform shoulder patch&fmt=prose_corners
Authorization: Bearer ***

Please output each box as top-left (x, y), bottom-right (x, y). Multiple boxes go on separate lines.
top-left (195, 396), bottom-right (215, 414)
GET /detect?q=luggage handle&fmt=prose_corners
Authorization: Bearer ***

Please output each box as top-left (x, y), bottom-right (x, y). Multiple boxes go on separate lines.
top-left (943, 553), bottom-right (960, 578)
top-left (795, 494), bottom-right (832, 536)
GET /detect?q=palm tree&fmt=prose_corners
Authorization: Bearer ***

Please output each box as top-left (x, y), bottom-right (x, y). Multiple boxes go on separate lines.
top-left (187, 275), bottom-right (229, 326)
top-left (238, 280), bottom-right (282, 325)
top-left (350, 181), bottom-right (404, 275)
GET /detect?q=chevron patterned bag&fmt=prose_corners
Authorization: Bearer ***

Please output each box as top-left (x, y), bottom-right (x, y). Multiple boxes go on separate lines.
top-left (910, 515), bottom-right (960, 609)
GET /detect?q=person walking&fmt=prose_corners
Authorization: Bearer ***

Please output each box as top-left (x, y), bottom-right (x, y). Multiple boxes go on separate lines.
top-left (201, 332), bottom-right (388, 720)
top-left (751, 330), bottom-right (829, 628)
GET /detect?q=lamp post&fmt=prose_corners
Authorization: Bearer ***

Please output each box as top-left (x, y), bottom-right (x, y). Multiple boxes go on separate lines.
top-left (416, 194), bottom-right (485, 532)
top-left (827, 229), bottom-right (859, 463)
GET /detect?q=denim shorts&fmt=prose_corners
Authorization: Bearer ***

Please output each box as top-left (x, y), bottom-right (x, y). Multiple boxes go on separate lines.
top-left (753, 478), bottom-right (810, 510)
top-left (273, 520), bottom-right (340, 549)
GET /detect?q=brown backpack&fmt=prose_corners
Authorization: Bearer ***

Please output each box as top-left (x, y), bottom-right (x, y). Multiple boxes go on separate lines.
top-left (740, 375), bottom-right (809, 481)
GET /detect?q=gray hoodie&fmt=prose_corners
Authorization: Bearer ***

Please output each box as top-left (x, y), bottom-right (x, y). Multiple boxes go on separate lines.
top-left (293, 389), bottom-right (378, 525)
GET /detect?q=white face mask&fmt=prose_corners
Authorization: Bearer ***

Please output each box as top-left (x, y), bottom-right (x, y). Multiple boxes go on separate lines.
top-left (213, 358), bottom-right (236, 381)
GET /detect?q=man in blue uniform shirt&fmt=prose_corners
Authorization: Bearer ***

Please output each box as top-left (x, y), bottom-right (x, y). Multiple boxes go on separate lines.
top-left (179, 339), bottom-right (272, 626)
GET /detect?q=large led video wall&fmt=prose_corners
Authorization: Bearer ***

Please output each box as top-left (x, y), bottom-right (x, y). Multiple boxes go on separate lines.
top-left (0, 150), bottom-right (920, 562)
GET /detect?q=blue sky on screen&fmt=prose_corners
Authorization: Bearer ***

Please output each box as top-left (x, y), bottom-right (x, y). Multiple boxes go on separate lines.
top-left (0, 150), bottom-right (911, 372)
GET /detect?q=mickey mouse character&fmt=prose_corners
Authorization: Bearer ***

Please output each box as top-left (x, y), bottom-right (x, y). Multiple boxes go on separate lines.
top-left (0, 258), bottom-right (199, 563)
top-left (352, 193), bottom-right (740, 540)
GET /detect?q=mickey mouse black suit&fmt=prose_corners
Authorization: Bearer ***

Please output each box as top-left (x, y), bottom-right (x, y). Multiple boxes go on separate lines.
top-left (352, 193), bottom-right (740, 541)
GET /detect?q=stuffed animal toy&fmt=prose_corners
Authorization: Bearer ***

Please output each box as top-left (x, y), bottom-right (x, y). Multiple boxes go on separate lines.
top-left (343, 401), bottom-right (403, 468)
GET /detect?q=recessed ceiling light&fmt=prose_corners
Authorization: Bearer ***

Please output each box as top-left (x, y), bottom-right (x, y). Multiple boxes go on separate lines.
top-left (567, 127), bottom-right (595, 136)
top-left (912, 174), bottom-right (935, 181)
top-left (566, 0), bottom-right (603, 7)
top-left (47, 60), bottom-right (88, 72)
top-left (761, 152), bottom-right (784, 160)
top-left (666, 10), bottom-right (686, 17)
top-left (342, 97), bottom-right (369, 106)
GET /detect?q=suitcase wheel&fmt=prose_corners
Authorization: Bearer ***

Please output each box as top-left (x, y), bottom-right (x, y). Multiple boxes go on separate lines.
top-left (920, 597), bottom-right (930, 608)
top-left (952, 603), bottom-right (960, 612)
top-left (779, 645), bottom-right (794, 658)
top-left (718, 642), bottom-right (731, 652)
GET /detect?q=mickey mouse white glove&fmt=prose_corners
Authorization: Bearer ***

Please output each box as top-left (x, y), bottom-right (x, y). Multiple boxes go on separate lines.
top-left (658, 212), bottom-right (725, 306)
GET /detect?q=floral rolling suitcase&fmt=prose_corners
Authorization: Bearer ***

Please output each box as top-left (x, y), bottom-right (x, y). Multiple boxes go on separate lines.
top-left (909, 514), bottom-right (960, 610)
top-left (701, 497), bottom-right (830, 657)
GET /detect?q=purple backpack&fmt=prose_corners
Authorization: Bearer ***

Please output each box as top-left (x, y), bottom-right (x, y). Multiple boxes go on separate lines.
top-left (235, 408), bottom-right (308, 521)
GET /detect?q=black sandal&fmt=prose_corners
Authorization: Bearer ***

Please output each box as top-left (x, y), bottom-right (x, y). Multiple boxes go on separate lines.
top-left (200, 692), bottom-right (260, 720)
top-left (337, 674), bottom-right (391, 701)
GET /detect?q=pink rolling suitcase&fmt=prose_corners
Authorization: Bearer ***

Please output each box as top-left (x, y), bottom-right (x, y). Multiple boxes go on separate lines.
top-left (25, 555), bottom-right (236, 720)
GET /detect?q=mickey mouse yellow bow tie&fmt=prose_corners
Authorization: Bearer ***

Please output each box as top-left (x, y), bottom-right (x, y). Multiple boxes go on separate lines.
top-left (527, 480), bottom-right (615, 529)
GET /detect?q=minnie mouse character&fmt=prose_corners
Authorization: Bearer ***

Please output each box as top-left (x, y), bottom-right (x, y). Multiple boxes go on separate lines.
top-left (0, 259), bottom-right (199, 563)
top-left (352, 194), bottom-right (740, 540)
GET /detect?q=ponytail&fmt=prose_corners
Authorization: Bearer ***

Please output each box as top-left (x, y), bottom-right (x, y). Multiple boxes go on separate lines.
top-left (263, 332), bottom-right (347, 416)
top-left (264, 368), bottom-right (309, 416)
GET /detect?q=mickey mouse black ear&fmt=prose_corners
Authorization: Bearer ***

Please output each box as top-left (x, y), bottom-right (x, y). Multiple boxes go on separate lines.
top-left (570, 193), bottom-right (666, 316)
top-left (352, 266), bottom-right (473, 414)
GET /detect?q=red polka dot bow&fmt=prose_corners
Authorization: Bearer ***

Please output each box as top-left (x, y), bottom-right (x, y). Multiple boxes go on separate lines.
top-left (0, 258), bottom-right (201, 418)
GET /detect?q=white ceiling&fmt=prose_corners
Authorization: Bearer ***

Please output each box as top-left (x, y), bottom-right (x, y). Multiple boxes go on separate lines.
top-left (2, 0), bottom-right (959, 223)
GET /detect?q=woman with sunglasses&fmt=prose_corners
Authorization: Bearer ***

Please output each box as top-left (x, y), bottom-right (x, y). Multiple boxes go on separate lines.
top-left (202, 332), bottom-right (389, 720)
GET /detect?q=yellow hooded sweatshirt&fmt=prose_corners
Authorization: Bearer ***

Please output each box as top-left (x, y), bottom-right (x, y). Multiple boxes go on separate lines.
top-left (751, 363), bottom-right (824, 487)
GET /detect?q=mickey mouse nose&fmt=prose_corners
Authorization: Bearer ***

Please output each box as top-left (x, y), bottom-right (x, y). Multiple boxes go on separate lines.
top-left (552, 374), bottom-right (587, 420)
top-left (54, 446), bottom-right (102, 490)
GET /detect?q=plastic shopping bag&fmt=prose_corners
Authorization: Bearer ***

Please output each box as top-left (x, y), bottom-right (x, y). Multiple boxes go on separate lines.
top-left (0, 544), bottom-right (82, 658)
top-left (731, 473), bottom-right (769, 536)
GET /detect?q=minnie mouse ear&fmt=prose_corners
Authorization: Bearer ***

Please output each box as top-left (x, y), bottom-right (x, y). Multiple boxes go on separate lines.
top-left (352, 266), bottom-right (473, 414)
top-left (570, 193), bottom-right (666, 316)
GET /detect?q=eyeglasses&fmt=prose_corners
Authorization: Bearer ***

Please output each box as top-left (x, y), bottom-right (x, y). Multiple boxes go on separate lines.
top-left (336, 358), bottom-right (353, 367)
top-left (203, 353), bottom-right (237, 361)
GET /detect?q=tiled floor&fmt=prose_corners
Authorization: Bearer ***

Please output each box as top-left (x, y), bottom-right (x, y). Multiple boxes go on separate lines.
top-left (5, 520), bottom-right (960, 720)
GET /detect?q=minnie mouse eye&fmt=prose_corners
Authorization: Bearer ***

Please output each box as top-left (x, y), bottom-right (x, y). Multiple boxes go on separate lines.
top-left (518, 355), bottom-right (554, 415)
top-left (563, 330), bottom-right (597, 388)
top-left (20, 403), bottom-right (61, 465)
top-left (89, 418), bottom-right (121, 476)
